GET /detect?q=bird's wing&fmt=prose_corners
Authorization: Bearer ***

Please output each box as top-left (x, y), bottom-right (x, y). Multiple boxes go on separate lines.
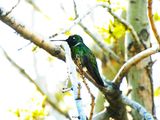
top-left (82, 50), bottom-right (104, 86)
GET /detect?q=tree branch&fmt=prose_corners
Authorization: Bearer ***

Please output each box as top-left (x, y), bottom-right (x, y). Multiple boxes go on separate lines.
top-left (93, 95), bottom-right (154, 120)
top-left (0, 8), bottom-right (65, 61)
top-left (148, 0), bottom-right (160, 45)
top-left (63, 43), bottom-right (87, 120)
top-left (113, 45), bottom-right (160, 86)
top-left (121, 95), bottom-right (154, 120)
top-left (0, 47), bottom-right (70, 119)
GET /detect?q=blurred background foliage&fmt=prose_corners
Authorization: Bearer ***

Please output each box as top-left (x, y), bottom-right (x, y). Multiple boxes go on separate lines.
top-left (0, 0), bottom-right (160, 119)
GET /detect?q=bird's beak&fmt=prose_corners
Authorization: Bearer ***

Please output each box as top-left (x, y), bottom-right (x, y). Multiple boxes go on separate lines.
top-left (50, 40), bottom-right (66, 42)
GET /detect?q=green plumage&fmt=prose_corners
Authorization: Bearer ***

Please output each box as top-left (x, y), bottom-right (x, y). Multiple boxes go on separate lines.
top-left (66, 35), bottom-right (104, 86)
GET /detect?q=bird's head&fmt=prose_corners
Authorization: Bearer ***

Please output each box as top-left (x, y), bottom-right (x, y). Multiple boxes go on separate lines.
top-left (51, 34), bottom-right (83, 47)
top-left (66, 35), bottom-right (83, 47)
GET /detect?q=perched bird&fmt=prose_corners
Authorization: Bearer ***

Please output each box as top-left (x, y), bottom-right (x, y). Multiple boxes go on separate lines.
top-left (67, 34), bottom-right (105, 86)
top-left (53, 35), bottom-right (104, 86)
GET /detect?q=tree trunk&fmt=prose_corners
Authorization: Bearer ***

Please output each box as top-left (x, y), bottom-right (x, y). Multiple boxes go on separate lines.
top-left (125, 0), bottom-right (154, 119)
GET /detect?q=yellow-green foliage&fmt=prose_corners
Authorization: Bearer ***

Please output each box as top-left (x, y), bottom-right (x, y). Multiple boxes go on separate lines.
top-left (154, 87), bottom-right (160, 97)
top-left (32, 45), bottom-right (38, 52)
top-left (10, 95), bottom-right (48, 120)
top-left (153, 12), bottom-right (160, 21)
top-left (96, 0), bottom-right (109, 2)
top-left (96, 19), bottom-right (126, 44)
top-left (54, 90), bottom-right (72, 112)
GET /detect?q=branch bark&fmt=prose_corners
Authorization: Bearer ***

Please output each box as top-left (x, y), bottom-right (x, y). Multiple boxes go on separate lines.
top-left (121, 95), bottom-right (154, 120)
top-left (113, 45), bottom-right (160, 86)
top-left (93, 95), bottom-right (154, 120)
top-left (125, 0), bottom-right (154, 119)
top-left (148, 0), bottom-right (160, 45)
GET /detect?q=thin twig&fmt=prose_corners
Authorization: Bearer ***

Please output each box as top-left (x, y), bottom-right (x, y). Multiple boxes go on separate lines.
top-left (113, 45), bottom-right (160, 86)
top-left (49, 4), bottom-right (99, 38)
top-left (4, 0), bottom-right (20, 16)
top-left (0, 47), bottom-right (70, 119)
top-left (72, 0), bottom-right (78, 18)
top-left (79, 69), bottom-right (95, 120)
top-left (148, 0), bottom-right (160, 45)
top-left (82, 78), bottom-right (95, 120)
top-left (26, 0), bottom-right (51, 19)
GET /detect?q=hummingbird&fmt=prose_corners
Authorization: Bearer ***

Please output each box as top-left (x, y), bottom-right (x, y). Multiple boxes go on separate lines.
top-left (53, 35), bottom-right (104, 86)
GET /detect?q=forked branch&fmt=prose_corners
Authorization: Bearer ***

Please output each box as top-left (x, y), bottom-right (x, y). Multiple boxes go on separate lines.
top-left (113, 46), bottom-right (159, 86)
